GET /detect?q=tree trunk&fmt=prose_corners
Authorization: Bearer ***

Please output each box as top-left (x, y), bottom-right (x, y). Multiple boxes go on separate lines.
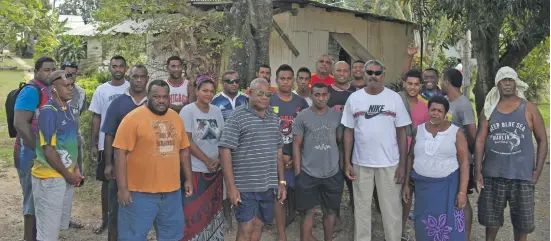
top-left (472, 26), bottom-right (500, 115)
top-left (461, 30), bottom-right (471, 99)
top-left (227, 0), bottom-right (273, 86)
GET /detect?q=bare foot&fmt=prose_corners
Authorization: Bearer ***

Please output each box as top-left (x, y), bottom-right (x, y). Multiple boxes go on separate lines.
top-left (333, 217), bottom-right (343, 233)
top-left (93, 221), bottom-right (107, 234)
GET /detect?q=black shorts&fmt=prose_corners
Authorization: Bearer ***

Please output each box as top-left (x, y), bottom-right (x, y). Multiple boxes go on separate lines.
top-left (467, 163), bottom-right (475, 194)
top-left (478, 177), bottom-right (535, 233)
top-left (95, 151), bottom-right (107, 181)
top-left (295, 171), bottom-right (344, 211)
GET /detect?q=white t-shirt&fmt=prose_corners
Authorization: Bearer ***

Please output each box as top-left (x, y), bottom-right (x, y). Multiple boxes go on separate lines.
top-left (341, 87), bottom-right (411, 167)
top-left (292, 90), bottom-right (312, 106)
top-left (88, 81), bottom-right (130, 150)
top-left (166, 79), bottom-right (189, 105)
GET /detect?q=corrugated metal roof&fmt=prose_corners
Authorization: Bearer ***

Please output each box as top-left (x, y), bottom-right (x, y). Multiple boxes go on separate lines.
top-left (64, 24), bottom-right (99, 36)
top-left (102, 19), bottom-right (153, 34)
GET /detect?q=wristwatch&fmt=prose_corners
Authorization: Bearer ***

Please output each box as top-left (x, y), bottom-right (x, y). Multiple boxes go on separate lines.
top-left (279, 181), bottom-right (287, 186)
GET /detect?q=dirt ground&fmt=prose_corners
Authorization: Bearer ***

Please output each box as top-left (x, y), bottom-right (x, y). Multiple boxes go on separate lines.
top-left (0, 160), bottom-right (548, 241)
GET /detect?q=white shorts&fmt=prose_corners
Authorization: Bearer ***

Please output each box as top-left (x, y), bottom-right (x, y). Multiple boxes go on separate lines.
top-left (32, 177), bottom-right (74, 241)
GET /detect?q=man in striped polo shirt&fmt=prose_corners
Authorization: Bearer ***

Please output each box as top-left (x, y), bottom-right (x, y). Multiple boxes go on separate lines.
top-left (219, 78), bottom-right (287, 241)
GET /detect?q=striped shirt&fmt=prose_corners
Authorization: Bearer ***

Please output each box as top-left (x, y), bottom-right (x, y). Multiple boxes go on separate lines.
top-left (218, 104), bottom-right (283, 193)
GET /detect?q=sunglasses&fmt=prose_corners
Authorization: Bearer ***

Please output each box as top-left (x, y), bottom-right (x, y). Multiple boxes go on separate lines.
top-left (61, 62), bottom-right (77, 68)
top-left (366, 70), bottom-right (383, 76)
top-left (52, 73), bottom-right (73, 83)
top-left (223, 79), bottom-right (241, 84)
top-left (252, 90), bottom-right (272, 98)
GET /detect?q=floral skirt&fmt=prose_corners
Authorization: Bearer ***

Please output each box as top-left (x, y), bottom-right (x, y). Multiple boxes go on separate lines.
top-left (412, 169), bottom-right (466, 241)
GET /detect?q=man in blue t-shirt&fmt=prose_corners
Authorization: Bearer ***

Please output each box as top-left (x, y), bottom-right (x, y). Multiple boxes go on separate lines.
top-left (13, 56), bottom-right (56, 241)
top-left (211, 70), bottom-right (248, 120)
top-left (101, 64), bottom-right (148, 241)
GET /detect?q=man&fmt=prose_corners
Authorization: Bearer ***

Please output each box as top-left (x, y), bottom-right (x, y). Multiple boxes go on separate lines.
top-left (219, 78), bottom-right (287, 241)
top-left (475, 67), bottom-right (547, 241)
top-left (165, 55), bottom-right (196, 113)
top-left (342, 60), bottom-right (411, 241)
top-left (270, 64), bottom-right (309, 241)
top-left (402, 44), bottom-right (444, 100)
top-left (398, 68), bottom-right (429, 239)
top-left (292, 67), bottom-right (313, 106)
top-left (32, 70), bottom-right (84, 241)
top-left (61, 61), bottom-right (87, 230)
top-left (293, 82), bottom-right (344, 241)
top-left (311, 54), bottom-right (335, 85)
top-left (351, 60), bottom-right (366, 89)
top-left (89, 55), bottom-right (130, 234)
top-left (256, 64), bottom-right (272, 82)
top-left (440, 68), bottom-right (477, 240)
top-left (102, 65), bottom-right (149, 241)
top-left (212, 70), bottom-right (249, 120)
top-left (13, 56), bottom-right (56, 241)
top-left (113, 79), bottom-right (193, 240)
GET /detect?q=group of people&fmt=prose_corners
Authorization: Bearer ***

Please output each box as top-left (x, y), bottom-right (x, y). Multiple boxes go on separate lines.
top-left (12, 48), bottom-right (547, 241)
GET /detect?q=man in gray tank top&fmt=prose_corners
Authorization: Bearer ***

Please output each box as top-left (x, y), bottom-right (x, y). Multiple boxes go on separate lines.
top-left (474, 67), bottom-right (548, 241)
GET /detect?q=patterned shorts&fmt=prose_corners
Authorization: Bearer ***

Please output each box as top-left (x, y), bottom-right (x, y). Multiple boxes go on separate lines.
top-left (478, 177), bottom-right (535, 233)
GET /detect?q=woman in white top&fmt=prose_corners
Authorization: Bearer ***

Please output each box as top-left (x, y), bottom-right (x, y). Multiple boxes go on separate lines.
top-left (403, 96), bottom-right (469, 241)
top-left (179, 78), bottom-right (225, 240)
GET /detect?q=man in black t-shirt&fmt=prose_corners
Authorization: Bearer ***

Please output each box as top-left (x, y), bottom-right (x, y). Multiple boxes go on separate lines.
top-left (351, 60), bottom-right (366, 90)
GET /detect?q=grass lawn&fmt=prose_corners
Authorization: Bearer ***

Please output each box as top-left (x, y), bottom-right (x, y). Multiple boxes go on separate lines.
top-left (538, 103), bottom-right (550, 126)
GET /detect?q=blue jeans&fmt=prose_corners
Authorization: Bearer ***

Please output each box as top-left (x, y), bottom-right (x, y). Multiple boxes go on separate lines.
top-left (118, 189), bottom-right (184, 241)
top-left (17, 168), bottom-right (34, 215)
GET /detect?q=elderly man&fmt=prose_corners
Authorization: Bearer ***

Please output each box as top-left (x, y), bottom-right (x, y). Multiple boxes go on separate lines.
top-left (219, 78), bottom-right (287, 241)
top-left (311, 54), bottom-right (335, 85)
top-left (342, 60), bottom-right (411, 241)
top-left (475, 67), bottom-right (547, 241)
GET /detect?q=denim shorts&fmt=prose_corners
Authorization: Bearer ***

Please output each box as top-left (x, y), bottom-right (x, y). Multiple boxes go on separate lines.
top-left (118, 189), bottom-right (184, 241)
top-left (17, 168), bottom-right (34, 215)
top-left (234, 189), bottom-right (275, 224)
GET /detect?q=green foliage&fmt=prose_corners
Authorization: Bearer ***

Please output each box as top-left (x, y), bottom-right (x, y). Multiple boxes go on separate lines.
top-left (99, 34), bottom-right (147, 67)
top-left (54, 35), bottom-right (87, 64)
top-left (57, 0), bottom-right (100, 24)
top-left (517, 37), bottom-right (550, 103)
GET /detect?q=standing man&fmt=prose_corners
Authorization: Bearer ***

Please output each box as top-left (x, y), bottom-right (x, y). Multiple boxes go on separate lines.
top-left (256, 64), bottom-right (272, 82)
top-left (402, 44), bottom-right (444, 100)
top-left (311, 54), bottom-right (335, 85)
top-left (61, 61), bottom-right (87, 230)
top-left (211, 70), bottom-right (249, 233)
top-left (293, 82), bottom-right (344, 241)
top-left (165, 56), bottom-right (196, 113)
top-left (351, 60), bottom-right (366, 89)
top-left (292, 67), bottom-right (313, 106)
top-left (219, 78), bottom-right (287, 241)
top-left (13, 56), bottom-right (56, 241)
top-left (212, 70), bottom-right (249, 120)
top-left (342, 60), bottom-right (411, 241)
top-left (440, 68), bottom-right (477, 240)
top-left (113, 79), bottom-right (193, 240)
top-left (475, 67), bottom-right (547, 241)
top-left (89, 55), bottom-right (130, 234)
top-left (270, 64), bottom-right (309, 241)
top-left (102, 65), bottom-right (149, 241)
top-left (32, 70), bottom-right (84, 241)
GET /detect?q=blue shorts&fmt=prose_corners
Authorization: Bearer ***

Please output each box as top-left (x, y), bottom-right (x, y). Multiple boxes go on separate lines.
top-left (118, 189), bottom-right (184, 241)
top-left (284, 170), bottom-right (295, 189)
top-left (235, 189), bottom-right (275, 224)
top-left (17, 168), bottom-right (34, 215)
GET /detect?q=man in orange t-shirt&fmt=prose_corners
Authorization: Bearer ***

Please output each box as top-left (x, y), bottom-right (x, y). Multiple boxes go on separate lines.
top-left (311, 54), bottom-right (335, 85)
top-left (113, 79), bottom-right (193, 241)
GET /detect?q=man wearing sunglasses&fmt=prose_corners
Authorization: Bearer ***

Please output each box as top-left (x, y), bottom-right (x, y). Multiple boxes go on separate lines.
top-left (219, 78), bottom-right (287, 241)
top-left (60, 62), bottom-right (87, 230)
top-left (165, 56), bottom-right (196, 113)
top-left (270, 64), bottom-right (309, 241)
top-left (342, 60), bottom-right (411, 241)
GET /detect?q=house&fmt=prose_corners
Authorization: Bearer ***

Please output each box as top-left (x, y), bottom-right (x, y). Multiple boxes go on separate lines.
top-left (87, 0), bottom-right (415, 84)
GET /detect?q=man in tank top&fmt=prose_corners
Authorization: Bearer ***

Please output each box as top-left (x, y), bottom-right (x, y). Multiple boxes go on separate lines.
top-left (165, 56), bottom-right (196, 113)
top-left (474, 66), bottom-right (547, 241)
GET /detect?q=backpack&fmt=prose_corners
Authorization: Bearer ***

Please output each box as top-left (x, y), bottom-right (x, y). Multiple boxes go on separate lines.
top-left (5, 83), bottom-right (43, 138)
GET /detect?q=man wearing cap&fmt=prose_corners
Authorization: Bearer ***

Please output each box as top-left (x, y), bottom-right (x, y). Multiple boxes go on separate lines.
top-left (475, 66), bottom-right (548, 241)
top-left (32, 70), bottom-right (84, 241)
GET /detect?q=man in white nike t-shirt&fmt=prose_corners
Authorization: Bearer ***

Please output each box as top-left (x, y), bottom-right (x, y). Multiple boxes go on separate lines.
top-left (341, 60), bottom-right (411, 241)
top-left (89, 55), bottom-right (130, 234)
top-left (165, 56), bottom-right (196, 113)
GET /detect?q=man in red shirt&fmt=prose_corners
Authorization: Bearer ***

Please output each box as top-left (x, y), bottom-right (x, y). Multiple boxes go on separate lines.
top-left (311, 54), bottom-right (335, 85)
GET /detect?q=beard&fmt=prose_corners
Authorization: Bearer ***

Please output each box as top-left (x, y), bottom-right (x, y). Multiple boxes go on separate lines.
top-left (147, 101), bottom-right (168, 116)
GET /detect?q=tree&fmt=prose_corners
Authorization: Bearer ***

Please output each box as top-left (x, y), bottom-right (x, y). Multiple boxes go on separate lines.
top-left (433, 0), bottom-right (550, 114)
top-left (226, 0), bottom-right (273, 85)
top-left (57, 0), bottom-right (100, 24)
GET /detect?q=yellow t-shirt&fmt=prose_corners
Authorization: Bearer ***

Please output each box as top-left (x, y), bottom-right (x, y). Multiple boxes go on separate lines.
top-left (113, 105), bottom-right (190, 193)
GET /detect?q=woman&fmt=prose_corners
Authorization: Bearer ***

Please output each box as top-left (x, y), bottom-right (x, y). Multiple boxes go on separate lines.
top-left (403, 96), bottom-right (469, 241)
top-left (179, 78), bottom-right (225, 241)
